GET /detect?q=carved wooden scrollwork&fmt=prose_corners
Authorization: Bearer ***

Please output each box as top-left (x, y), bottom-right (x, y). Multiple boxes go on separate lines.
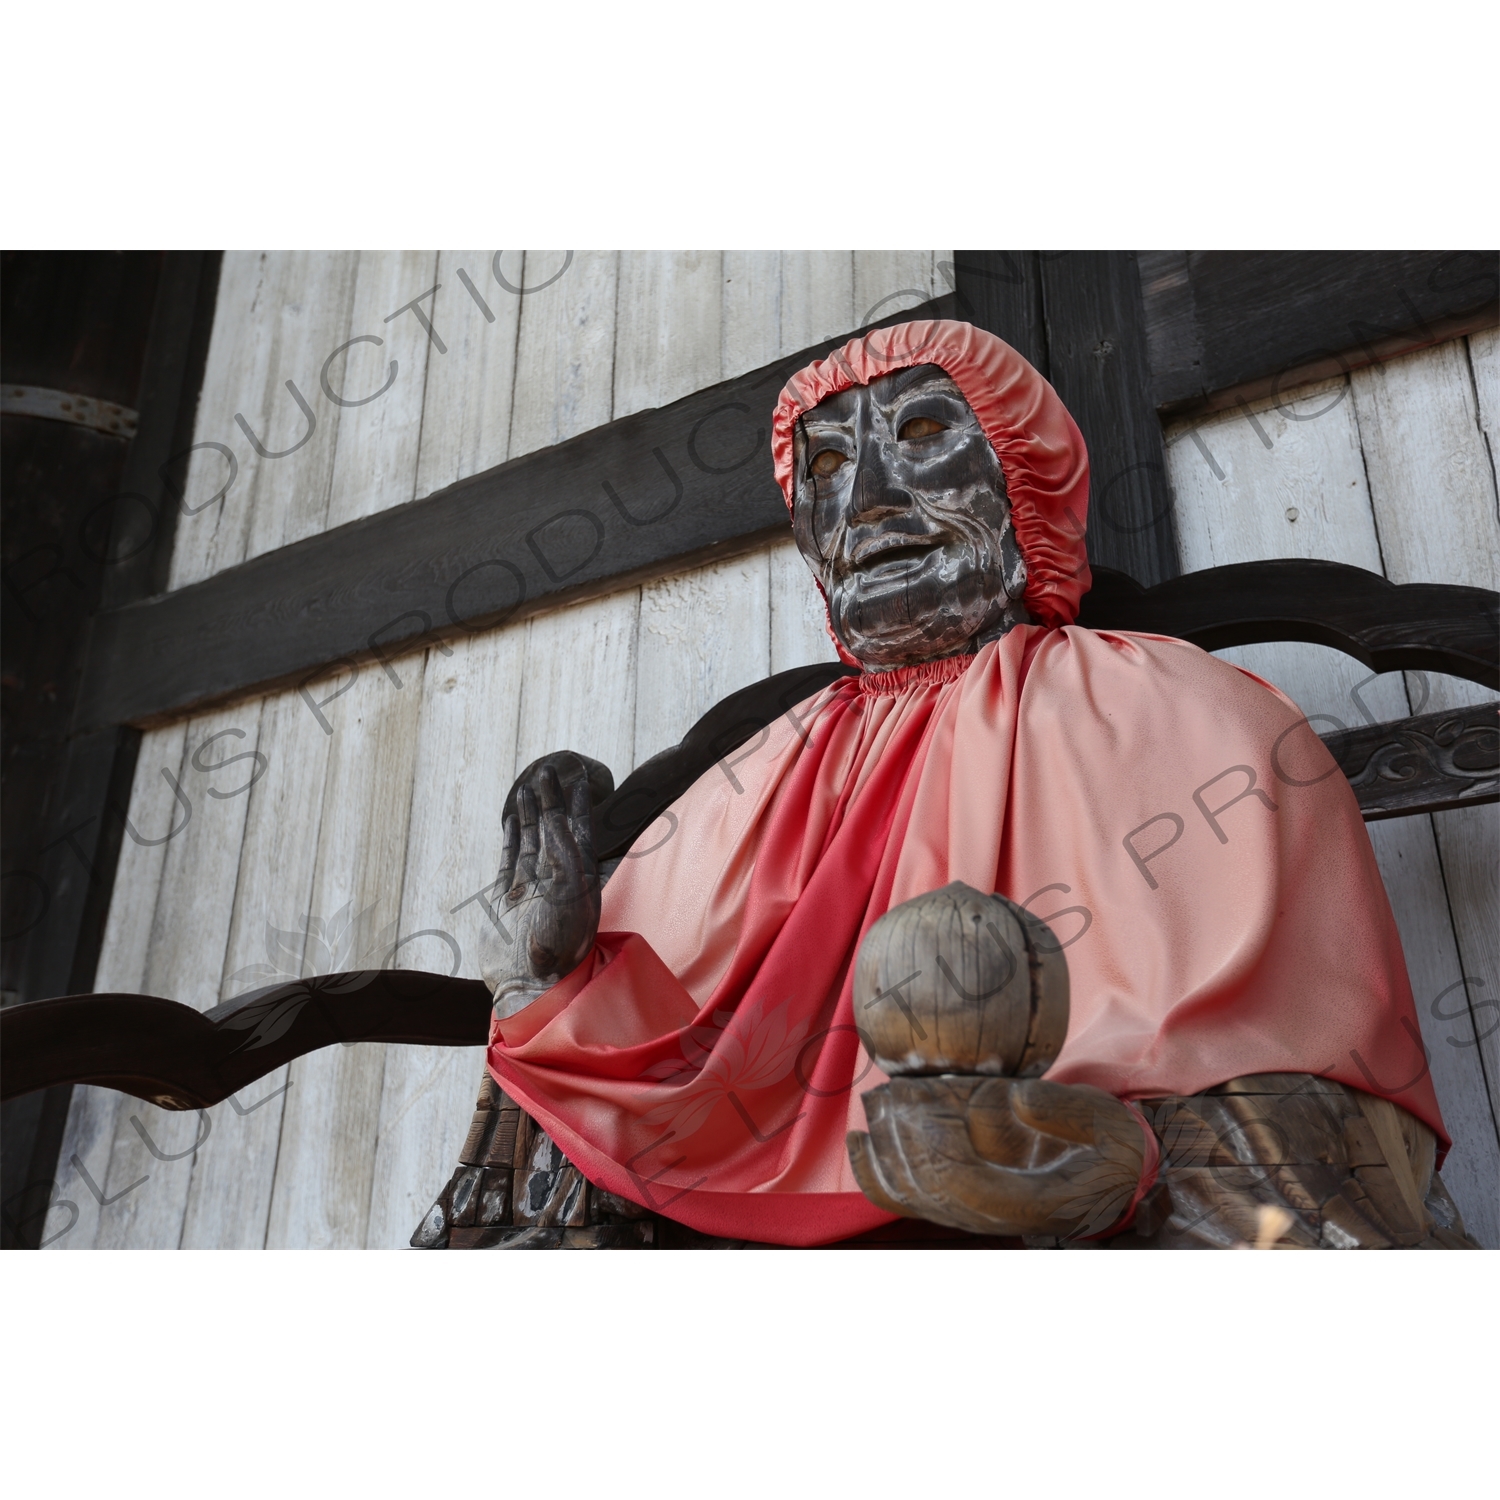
top-left (1323, 703), bottom-right (1499, 820)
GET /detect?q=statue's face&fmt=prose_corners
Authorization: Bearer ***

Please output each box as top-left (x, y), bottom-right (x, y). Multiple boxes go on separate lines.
top-left (792, 365), bottom-right (1028, 669)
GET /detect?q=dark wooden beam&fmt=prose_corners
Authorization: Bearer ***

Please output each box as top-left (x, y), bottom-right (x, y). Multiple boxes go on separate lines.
top-left (74, 295), bottom-right (956, 732)
top-left (1139, 250), bottom-right (1499, 418)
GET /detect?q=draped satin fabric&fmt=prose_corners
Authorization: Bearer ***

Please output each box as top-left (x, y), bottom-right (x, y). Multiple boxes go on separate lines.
top-left (489, 628), bottom-right (1445, 1246)
top-left (486, 320), bottom-right (1445, 1246)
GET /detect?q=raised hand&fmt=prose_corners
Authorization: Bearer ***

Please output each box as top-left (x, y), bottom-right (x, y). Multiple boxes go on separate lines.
top-left (848, 1076), bottom-right (1148, 1240)
top-left (481, 751), bottom-right (613, 1017)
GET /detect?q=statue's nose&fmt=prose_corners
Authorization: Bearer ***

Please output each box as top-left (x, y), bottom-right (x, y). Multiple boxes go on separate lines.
top-left (850, 429), bottom-right (912, 521)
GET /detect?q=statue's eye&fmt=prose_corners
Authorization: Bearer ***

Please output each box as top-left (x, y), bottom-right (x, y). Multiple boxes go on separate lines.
top-left (810, 449), bottom-right (848, 477)
top-left (898, 416), bottom-right (946, 441)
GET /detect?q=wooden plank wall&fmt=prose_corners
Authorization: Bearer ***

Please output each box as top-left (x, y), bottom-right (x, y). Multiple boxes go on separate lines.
top-left (43, 252), bottom-right (933, 1249)
top-left (42, 260), bottom-right (1498, 1249)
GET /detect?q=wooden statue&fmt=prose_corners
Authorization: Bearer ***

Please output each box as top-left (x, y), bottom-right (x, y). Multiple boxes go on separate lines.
top-left (1, 318), bottom-right (1492, 1252)
top-left (462, 321), bottom-right (1476, 1249)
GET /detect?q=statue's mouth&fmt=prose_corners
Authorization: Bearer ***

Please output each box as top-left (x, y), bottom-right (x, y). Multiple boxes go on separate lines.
top-left (848, 534), bottom-right (941, 575)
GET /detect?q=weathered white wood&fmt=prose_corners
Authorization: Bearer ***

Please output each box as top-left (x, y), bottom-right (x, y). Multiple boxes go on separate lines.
top-left (719, 251), bottom-right (948, 383)
top-left (164, 253), bottom-right (268, 589)
top-left (613, 252), bottom-right (724, 417)
top-left (1352, 338), bottom-right (1499, 711)
top-left (42, 722), bottom-right (188, 1249)
top-left (263, 650), bottom-right (425, 1248)
top-left (1468, 327), bottom-right (1499, 455)
top-left (517, 592), bottom-right (641, 779)
top-left (769, 538), bottom-right (839, 674)
top-left (506, 250), bottom-right (619, 458)
top-left (92, 706), bottom-right (261, 1249)
top-left (323, 251), bottom-right (439, 529)
top-left (1165, 354), bottom-right (1500, 1244)
top-left (363, 624), bottom-right (528, 1248)
top-left (722, 251), bottom-right (784, 378)
top-left (636, 554), bottom-right (772, 764)
top-left (1368, 811), bottom-right (1500, 1250)
top-left (178, 682), bottom-right (335, 1248)
top-left (778, 252), bottom-right (855, 352)
top-left (1166, 375), bottom-right (1384, 573)
top-left (412, 251), bottom-right (524, 503)
top-left (852, 251), bottom-right (939, 326)
top-left (169, 251), bottom-right (360, 589)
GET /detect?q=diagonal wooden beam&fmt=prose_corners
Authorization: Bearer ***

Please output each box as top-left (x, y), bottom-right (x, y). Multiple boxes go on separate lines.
top-left (73, 295), bottom-right (957, 732)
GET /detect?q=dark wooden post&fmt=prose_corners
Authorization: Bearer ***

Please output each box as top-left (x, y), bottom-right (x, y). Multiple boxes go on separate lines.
top-left (955, 250), bottom-right (1180, 588)
top-left (0, 251), bottom-right (221, 1248)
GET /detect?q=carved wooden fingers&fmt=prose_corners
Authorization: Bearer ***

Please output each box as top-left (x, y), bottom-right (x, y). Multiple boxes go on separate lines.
top-left (849, 1076), bottom-right (1145, 1239)
top-left (483, 751), bottom-right (613, 1014)
top-left (847, 882), bottom-right (1148, 1240)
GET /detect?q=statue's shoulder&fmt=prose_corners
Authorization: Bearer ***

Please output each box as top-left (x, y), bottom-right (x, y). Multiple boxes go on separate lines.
top-left (1027, 624), bottom-right (1301, 721)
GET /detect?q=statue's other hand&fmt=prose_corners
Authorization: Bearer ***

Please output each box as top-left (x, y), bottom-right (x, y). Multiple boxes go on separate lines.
top-left (848, 1077), bottom-right (1147, 1240)
top-left (483, 751), bottom-right (608, 1014)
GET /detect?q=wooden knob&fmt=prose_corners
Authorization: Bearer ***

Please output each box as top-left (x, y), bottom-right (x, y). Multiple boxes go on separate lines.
top-left (854, 882), bottom-right (1069, 1077)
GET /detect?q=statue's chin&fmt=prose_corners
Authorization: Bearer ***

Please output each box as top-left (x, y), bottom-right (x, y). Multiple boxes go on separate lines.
top-left (830, 551), bottom-right (1005, 668)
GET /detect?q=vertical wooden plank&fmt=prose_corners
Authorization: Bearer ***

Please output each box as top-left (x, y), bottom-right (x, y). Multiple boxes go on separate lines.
top-left (1164, 359), bottom-right (1500, 1245)
top-left (41, 722), bottom-right (187, 1249)
top-left (769, 539), bottom-right (839, 675)
top-left (506, 250), bottom-right (619, 458)
top-left (412, 251), bottom-right (523, 503)
top-left (165, 252), bottom-right (267, 589)
top-left (91, 707), bottom-right (260, 1249)
top-left (264, 650), bottom-right (425, 1248)
top-left (178, 683), bottom-right (335, 1248)
top-left (1367, 811), bottom-right (1500, 1249)
top-left (852, 252), bottom-right (938, 327)
top-left (1468, 327), bottom-right (1499, 452)
top-left (1351, 339), bottom-right (1500, 707)
top-left (778, 252), bottom-right (855, 352)
top-left (517, 593), bottom-right (641, 779)
top-left (169, 252), bottom-right (359, 589)
top-left (722, 251), bottom-right (783, 379)
top-left (613, 252), bottom-right (724, 416)
top-left (323, 251), bottom-right (440, 529)
top-left (636, 555), bottom-right (772, 764)
top-left (363, 624), bottom-right (528, 1248)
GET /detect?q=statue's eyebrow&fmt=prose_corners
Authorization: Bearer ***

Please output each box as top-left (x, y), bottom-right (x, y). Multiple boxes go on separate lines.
top-left (882, 364), bottom-right (951, 399)
top-left (802, 395), bottom-right (857, 428)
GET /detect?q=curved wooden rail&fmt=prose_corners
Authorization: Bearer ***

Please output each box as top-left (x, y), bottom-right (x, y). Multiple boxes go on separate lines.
top-left (1079, 561), bottom-right (1498, 689)
top-left (0, 972), bottom-right (490, 1110)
